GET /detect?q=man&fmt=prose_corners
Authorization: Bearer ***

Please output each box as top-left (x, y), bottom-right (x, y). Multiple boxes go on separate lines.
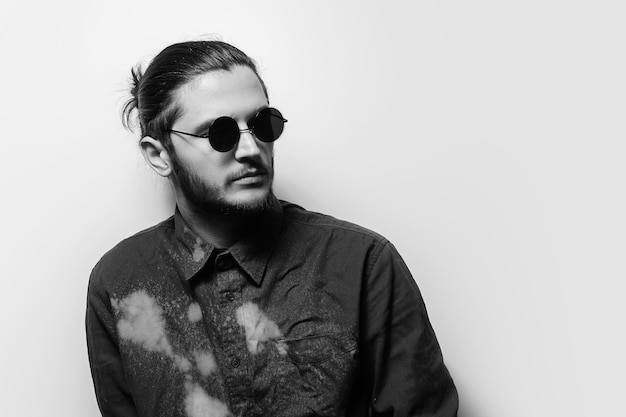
top-left (86, 40), bottom-right (458, 417)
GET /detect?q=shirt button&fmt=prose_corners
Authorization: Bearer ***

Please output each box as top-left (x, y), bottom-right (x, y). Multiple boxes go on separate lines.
top-left (230, 357), bottom-right (240, 368)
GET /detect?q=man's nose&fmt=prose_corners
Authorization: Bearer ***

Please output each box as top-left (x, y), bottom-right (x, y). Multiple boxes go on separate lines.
top-left (234, 129), bottom-right (262, 160)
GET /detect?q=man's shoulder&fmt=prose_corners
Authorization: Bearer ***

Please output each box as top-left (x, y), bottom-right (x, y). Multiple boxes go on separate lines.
top-left (279, 200), bottom-right (389, 245)
top-left (91, 216), bottom-right (175, 278)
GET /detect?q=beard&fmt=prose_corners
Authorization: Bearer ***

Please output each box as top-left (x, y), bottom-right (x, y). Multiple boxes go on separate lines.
top-left (170, 153), bottom-right (274, 216)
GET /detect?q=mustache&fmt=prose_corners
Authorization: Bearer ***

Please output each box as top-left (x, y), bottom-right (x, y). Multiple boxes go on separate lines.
top-left (228, 161), bottom-right (272, 182)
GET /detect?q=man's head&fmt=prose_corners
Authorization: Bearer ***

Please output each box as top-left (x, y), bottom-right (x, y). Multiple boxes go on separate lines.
top-left (123, 41), bottom-right (280, 215)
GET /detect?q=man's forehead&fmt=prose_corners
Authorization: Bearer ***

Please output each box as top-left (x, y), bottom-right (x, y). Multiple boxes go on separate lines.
top-left (178, 67), bottom-right (264, 101)
top-left (172, 66), bottom-right (267, 122)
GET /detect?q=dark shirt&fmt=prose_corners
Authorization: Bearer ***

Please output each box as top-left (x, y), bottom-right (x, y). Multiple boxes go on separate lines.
top-left (86, 198), bottom-right (458, 417)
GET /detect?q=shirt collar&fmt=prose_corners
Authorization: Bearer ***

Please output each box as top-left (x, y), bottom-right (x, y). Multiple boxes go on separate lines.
top-left (173, 196), bottom-right (284, 285)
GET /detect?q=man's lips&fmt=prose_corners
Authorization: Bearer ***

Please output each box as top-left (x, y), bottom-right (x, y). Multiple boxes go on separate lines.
top-left (230, 169), bottom-right (268, 182)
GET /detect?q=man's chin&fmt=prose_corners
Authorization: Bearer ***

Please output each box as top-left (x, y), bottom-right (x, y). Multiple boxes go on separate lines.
top-left (194, 191), bottom-right (274, 217)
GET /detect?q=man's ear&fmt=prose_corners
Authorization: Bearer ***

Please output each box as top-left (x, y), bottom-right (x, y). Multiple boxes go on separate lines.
top-left (140, 136), bottom-right (173, 177)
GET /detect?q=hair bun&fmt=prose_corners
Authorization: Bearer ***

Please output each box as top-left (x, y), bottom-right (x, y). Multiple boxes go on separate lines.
top-left (121, 64), bottom-right (144, 131)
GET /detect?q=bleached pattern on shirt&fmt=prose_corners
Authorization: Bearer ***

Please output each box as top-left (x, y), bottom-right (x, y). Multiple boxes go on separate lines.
top-left (192, 237), bottom-right (206, 262)
top-left (235, 302), bottom-right (288, 355)
top-left (193, 350), bottom-right (218, 377)
top-left (184, 382), bottom-right (231, 417)
top-left (111, 290), bottom-right (230, 417)
top-left (111, 290), bottom-right (174, 357)
top-left (187, 302), bottom-right (203, 323)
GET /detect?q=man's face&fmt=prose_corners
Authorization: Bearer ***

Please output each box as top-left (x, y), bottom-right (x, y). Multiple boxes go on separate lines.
top-left (167, 66), bottom-right (274, 215)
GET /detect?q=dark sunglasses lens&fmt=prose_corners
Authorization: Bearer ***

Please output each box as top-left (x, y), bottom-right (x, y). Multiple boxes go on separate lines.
top-left (209, 117), bottom-right (239, 152)
top-left (254, 108), bottom-right (285, 143)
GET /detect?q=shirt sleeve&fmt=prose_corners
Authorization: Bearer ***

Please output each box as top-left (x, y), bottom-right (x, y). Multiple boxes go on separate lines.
top-left (361, 242), bottom-right (459, 417)
top-left (85, 268), bottom-right (140, 417)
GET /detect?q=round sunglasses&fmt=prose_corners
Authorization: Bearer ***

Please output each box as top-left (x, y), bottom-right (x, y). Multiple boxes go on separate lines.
top-left (169, 107), bottom-right (287, 152)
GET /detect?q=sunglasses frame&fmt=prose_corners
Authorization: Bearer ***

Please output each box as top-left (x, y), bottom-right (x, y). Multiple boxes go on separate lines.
top-left (169, 107), bottom-right (287, 152)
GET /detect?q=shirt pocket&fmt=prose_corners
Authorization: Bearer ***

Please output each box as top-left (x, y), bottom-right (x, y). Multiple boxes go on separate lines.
top-left (277, 332), bottom-right (359, 415)
top-left (253, 332), bottom-right (358, 416)
top-left (281, 332), bottom-right (358, 366)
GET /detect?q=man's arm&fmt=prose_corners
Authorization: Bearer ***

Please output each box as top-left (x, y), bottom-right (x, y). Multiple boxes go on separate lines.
top-left (86, 271), bottom-right (139, 417)
top-left (361, 242), bottom-right (459, 417)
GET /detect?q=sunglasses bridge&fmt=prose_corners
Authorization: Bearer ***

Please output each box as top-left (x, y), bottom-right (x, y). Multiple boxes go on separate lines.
top-left (237, 127), bottom-right (254, 136)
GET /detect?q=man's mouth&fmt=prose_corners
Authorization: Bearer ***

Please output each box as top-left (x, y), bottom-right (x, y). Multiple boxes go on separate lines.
top-left (231, 168), bottom-right (269, 183)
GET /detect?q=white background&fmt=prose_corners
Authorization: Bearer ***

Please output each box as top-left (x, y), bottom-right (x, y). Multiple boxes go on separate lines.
top-left (1, 1), bottom-right (624, 416)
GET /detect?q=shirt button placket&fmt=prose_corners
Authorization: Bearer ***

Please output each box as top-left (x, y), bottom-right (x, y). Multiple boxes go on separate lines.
top-left (211, 252), bottom-right (249, 412)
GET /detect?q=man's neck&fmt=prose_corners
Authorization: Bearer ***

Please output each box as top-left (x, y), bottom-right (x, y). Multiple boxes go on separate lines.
top-left (177, 201), bottom-right (256, 249)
